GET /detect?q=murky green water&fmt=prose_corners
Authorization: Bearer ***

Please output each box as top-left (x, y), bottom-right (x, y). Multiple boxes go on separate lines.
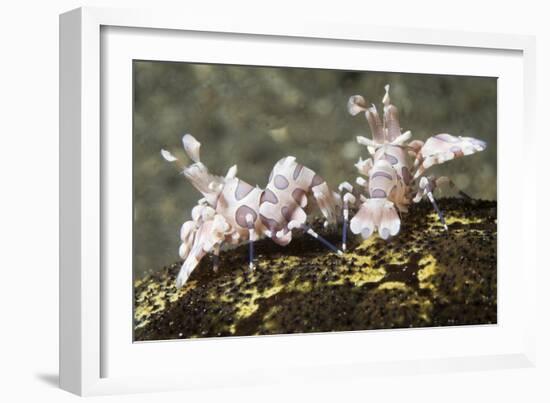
top-left (133, 61), bottom-right (497, 277)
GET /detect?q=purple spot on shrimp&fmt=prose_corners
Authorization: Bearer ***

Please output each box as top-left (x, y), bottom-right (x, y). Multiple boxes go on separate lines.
top-left (235, 205), bottom-right (257, 228)
top-left (371, 189), bottom-right (387, 198)
top-left (383, 153), bottom-right (398, 165)
top-left (293, 164), bottom-right (303, 180)
top-left (292, 188), bottom-right (307, 206)
top-left (234, 180), bottom-right (254, 201)
top-left (371, 171), bottom-right (393, 180)
top-left (260, 189), bottom-right (279, 205)
top-left (281, 206), bottom-right (293, 222)
top-left (401, 167), bottom-right (412, 185)
top-left (274, 175), bottom-right (289, 190)
top-left (310, 174), bottom-right (325, 188)
top-left (450, 146), bottom-right (464, 157)
top-left (260, 214), bottom-right (282, 233)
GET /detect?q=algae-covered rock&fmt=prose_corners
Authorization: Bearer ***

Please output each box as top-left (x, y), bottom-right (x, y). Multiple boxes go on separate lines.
top-left (134, 198), bottom-right (496, 341)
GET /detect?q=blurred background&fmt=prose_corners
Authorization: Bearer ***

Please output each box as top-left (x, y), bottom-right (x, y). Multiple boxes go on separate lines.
top-left (133, 61), bottom-right (497, 277)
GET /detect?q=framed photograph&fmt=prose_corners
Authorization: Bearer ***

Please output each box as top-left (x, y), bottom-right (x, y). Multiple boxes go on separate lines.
top-left (60, 7), bottom-right (537, 396)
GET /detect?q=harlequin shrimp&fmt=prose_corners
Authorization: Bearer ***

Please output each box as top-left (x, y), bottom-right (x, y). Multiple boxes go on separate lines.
top-left (346, 85), bottom-right (487, 240)
top-left (161, 134), bottom-right (342, 288)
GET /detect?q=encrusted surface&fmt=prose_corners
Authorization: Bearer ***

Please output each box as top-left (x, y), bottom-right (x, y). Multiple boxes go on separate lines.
top-left (134, 198), bottom-right (497, 341)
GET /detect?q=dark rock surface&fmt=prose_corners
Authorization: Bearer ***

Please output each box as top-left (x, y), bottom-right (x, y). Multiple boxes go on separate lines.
top-left (134, 198), bottom-right (497, 341)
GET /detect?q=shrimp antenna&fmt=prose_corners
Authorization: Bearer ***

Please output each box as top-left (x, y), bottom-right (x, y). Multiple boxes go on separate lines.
top-left (427, 192), bottom-right (448, 231)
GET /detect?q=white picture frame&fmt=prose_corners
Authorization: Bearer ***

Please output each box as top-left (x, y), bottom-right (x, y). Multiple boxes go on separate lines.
top-left (59, 6), bottom-right (537, 396)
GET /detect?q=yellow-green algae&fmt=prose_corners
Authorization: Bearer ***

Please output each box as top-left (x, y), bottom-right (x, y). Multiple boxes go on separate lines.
top-left (200, 253), bottom-right (386, 330)
top-left (427, 212), bottom-right (484, 226)
top-left (378, 281), bottom-right (408, 290)
top-left (134, 277), bottom-right (197, 329)
top-left (417, 255), bottom-right (438, 290)
top-left (134, 198), bottom-right (496, 340)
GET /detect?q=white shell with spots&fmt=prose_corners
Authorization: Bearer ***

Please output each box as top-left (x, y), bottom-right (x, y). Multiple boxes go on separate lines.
top-left (169, 140), bottom-right (341, 287)
top-left (349, 85), bottom-right (486, 240)
top-left (259, 156), bottom-right (335, 246)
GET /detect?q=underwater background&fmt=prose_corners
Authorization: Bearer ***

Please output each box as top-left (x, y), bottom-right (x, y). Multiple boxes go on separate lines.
top-left (133, 61), bottom-right (497, 278)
